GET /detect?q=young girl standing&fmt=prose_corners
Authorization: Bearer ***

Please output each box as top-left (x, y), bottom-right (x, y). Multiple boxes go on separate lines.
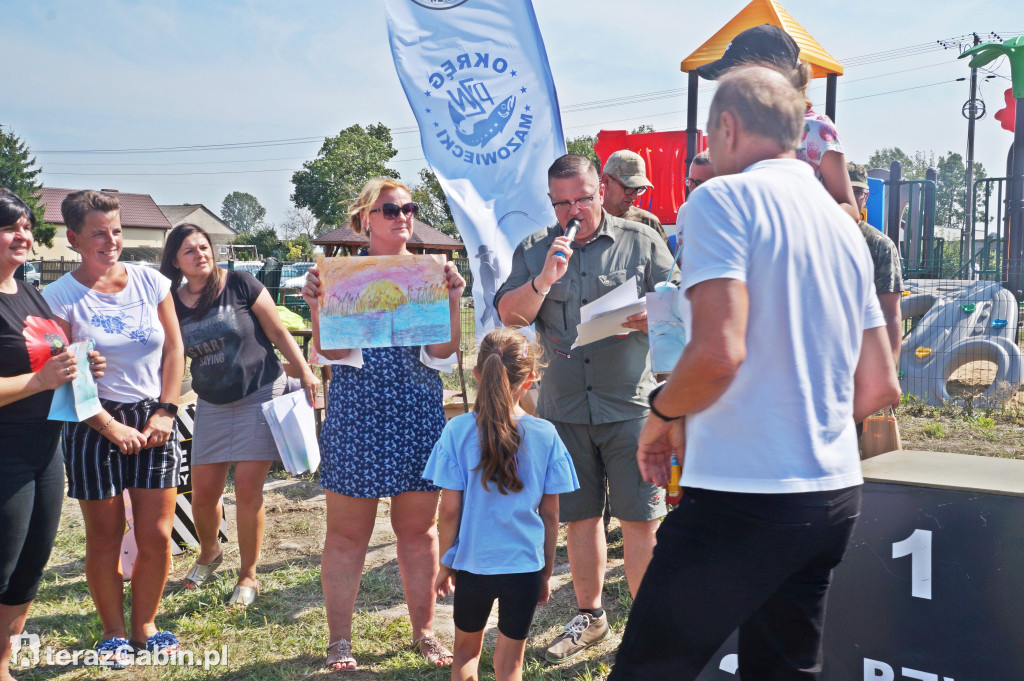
top-left (423, 329), bottom-right (579, 681)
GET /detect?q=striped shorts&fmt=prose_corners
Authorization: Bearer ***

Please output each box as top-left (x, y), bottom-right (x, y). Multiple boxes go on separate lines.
top-left (63, 398), bottom-right (181, 501)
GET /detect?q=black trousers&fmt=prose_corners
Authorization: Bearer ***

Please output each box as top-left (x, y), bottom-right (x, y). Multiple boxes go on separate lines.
top-left (0, 426), bottom-right (64, 606)
top-left (609, 485), bottom-right (861, 681)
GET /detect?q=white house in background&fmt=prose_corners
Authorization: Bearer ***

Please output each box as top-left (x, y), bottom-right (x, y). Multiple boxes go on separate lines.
top-left (158, 204), bottom-right (238, 259)
top-left (35, 187), bottom-right (172, 261)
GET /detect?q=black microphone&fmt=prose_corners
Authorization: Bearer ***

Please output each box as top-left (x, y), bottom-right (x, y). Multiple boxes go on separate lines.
top-left (555, 219), bottom-right (580, 259)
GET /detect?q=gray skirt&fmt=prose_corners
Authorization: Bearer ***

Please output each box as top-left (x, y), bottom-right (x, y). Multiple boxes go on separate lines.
top-left (192, 373), bottom-right (288, 465)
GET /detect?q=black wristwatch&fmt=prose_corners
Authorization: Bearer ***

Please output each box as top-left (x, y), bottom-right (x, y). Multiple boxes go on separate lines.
top-left (648, 384), bottom-right (681, 421)
top-left (156, 402), bottom-right (179, 417)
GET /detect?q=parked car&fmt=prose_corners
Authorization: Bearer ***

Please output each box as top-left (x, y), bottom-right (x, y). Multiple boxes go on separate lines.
top-left (23, 261), bottom-right (41, 287)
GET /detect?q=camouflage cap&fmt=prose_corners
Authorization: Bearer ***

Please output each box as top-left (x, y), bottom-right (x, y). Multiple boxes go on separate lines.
top-left (603, 150), bottom-right (654, 189)
top-left (847, 162), bottom-right (869, 190)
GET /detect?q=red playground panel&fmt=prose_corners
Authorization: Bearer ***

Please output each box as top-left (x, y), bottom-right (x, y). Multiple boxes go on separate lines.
top-left (595, 129), bottom-right (707, 225)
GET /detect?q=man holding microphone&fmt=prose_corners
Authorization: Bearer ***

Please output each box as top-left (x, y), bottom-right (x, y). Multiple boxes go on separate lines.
top-left (494, 153), bottom-right (676, 662)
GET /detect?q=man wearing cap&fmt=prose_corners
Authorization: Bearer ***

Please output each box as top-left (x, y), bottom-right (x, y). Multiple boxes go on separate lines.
top-left (849, 162), bottom-right (903, 365)
top-left (494, 153), bottom-right (676, 663)
top-left (602, 150), bottom-right (669, 244)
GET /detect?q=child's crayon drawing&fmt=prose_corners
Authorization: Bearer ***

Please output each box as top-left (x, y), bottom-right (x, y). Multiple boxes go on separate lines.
top-left (316, 255), bottom-right (450, 349)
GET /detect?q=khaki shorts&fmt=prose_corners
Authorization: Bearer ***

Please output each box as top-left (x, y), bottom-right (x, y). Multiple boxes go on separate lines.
top-left (553, 418), bottom-right (666, 523)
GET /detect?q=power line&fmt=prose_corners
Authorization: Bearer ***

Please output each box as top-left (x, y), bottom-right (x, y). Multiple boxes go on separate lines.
top-left (39, 76), bottom-right (965, 174)
top-left (563, 78), bottom-right (960, 136)
top-left (31, 36), bottom-right (990, 174)
top-left (46, 167), bottom-right (300, 177)
top-left (37, 136), bottom-right (324, 155)
top-left (44, 155), bottom-right (313, 168)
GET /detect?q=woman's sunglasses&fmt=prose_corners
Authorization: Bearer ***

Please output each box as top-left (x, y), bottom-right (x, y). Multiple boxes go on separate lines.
top-left (369, 202), bottom-right (419, 220)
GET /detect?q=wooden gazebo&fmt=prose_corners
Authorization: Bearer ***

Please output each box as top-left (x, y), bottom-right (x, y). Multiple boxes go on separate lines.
top-left (312, 218), bottom-right (464, 257)
top-left (680, 0), bottom-right (845, 172)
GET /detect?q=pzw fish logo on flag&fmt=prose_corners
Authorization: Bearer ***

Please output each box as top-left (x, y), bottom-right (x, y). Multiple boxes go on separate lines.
top-left (448, 89), bottom-right (515, 148)
top-left (386, 0), bottom-right (566, 335)
top-left (429, 54), bottom-right (534, 168)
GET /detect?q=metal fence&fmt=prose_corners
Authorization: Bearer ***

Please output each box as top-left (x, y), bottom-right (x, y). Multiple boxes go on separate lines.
top-left (953, 177), bottom-right (1011, 282)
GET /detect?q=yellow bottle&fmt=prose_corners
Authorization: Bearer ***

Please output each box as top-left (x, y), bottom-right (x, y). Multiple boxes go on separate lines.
top-left (667, 454), bottom-right (682, 505)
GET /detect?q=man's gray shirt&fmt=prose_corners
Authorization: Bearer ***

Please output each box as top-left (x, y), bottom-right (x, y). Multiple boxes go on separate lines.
top-left (494, 211), bottom-right (677, 425)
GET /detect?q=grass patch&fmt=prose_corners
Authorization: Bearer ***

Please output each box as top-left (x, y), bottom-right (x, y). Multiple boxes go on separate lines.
top-left (24, 494), bottom-right (622, 680)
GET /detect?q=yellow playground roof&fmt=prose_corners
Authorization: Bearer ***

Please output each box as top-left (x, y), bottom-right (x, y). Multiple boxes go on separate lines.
top-left (680, 0), bottom-right (843, 78)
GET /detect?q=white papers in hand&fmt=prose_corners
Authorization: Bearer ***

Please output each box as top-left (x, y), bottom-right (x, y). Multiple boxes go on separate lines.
top-left (261, 390), bottom-right (321, 475)
top-left (571, 278), bottom-right (646, 349)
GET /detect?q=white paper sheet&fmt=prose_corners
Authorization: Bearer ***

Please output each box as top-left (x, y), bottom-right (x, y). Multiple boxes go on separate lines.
top-left (261, 390), bottom-right (321, 475)
top-left (571, 279), bottom-right (647, 349)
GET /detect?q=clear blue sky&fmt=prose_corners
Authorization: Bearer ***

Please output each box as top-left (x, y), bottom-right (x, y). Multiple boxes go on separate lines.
top-left (2, 0), bottom-right (1018, 228)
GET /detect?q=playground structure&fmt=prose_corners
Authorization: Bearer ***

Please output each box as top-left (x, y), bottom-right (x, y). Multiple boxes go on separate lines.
top-left (899, 279), bottom-right (1022, 407)
top-left (593, 3), bottom-right (1024, 408)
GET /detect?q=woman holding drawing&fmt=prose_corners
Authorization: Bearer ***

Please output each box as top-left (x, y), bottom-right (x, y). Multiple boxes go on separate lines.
top-left (159, 223), bottom-right (319, 608)
top-left (302, 177), bottom-right (465, 670)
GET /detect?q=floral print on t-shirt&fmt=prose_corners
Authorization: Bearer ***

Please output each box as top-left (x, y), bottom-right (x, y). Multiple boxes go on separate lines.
top-left (797, 108), bottom-right (843, 177)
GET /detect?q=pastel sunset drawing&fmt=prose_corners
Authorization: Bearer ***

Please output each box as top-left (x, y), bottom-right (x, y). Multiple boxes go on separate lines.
top-left (316, 255), bottom-right (450, 349)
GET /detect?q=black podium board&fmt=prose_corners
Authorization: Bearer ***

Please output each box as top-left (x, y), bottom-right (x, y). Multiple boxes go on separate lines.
top-left (696, 451), bottom-right (1024, 680)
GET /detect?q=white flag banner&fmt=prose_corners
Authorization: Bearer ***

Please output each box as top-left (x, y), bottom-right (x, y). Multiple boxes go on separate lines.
top-left (384, 0), bottom-right (566, 336)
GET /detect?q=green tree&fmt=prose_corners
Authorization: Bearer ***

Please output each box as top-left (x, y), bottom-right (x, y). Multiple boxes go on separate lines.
top-left (934, 152), bottom-right (987, 231)
top-left (867, 146), bottom-right (930, 179)
top-left (285, 234), bottom-right (315, 261)
top-left (280, 206), bottom-right (322, 240)
top-left (410, 167), bottom-right (458, 238)
top-left (0, 125), bottom-right (55, 247)
top-left (232, 226), bottom-right (282, 260)
top-left (221, 191), bottom-right (267, 233)
top-left (566, 134), bottom-right (598, 170)
top-left (565, 124), bottom-right (655, 174)
top-left (291, 123), bottom-right (400, 226)
top-left (865, 147), bottom-right (986, 231)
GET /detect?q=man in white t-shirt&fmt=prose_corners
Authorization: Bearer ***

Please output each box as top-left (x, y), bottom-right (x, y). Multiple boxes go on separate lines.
top-left (609, 67), bottom-right (901, 680)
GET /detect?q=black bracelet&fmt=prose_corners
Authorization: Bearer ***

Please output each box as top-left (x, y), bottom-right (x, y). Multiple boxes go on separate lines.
top-left (530, 276), bottom-right (550, 296)
top-left (648, 383), bottom-right (682, 421)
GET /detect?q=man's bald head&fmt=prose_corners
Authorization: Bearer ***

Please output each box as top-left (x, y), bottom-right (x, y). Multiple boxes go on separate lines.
top-left (707, 66), bottom-right (805, 152)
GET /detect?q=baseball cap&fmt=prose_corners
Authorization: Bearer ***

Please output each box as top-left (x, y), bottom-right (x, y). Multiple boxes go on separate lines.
top-left (696, 24), bottom-right (800, 81)
top-left (603, 150), bottom-right (654, 189)
top-left (847, 163), bottom-right (869, 190)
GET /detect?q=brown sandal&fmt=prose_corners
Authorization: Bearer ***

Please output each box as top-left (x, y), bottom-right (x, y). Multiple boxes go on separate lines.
top-left (326, 639), bottom-right (357, 671)
top-left (413, 634), bottom-right (453, 667)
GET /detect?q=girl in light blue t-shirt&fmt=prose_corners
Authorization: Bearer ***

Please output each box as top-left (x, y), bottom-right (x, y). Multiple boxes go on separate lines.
top-left (423, 329), bottom-right (578, 681)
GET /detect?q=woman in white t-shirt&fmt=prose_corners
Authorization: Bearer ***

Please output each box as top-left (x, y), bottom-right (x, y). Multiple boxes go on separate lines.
top-left (42, 190), bottom-right (184, 667)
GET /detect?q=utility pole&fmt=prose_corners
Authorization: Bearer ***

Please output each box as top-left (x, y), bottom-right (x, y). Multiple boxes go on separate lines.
top-left (964, 33), bottom-right (981, 247)
top-left (962, 34), bottom-right (978, 245)
top-left (941, 32), bottom-right (1001, 266)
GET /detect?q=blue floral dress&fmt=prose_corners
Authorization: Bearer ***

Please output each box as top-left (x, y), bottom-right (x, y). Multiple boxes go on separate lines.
top-left (319, 345), bottom-right (445, 498)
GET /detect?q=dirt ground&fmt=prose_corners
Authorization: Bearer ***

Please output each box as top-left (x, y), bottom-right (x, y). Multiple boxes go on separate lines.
top-left (212, 477), bottom-right (594, 651)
